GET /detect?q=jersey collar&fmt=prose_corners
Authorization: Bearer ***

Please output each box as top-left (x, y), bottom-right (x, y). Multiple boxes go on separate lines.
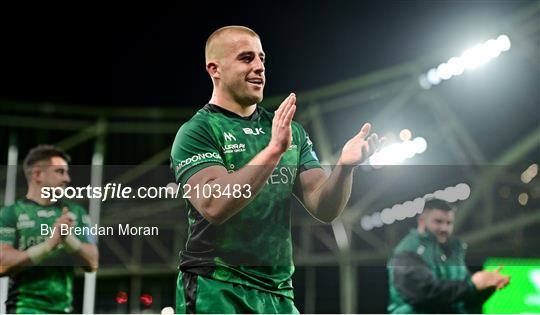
top-left (23, 196), bottom-right (62, 208)
top-left (203, 103), bottom-right (260, 121)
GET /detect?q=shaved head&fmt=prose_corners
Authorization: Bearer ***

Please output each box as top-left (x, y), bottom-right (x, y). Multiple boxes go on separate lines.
top-left (204, 25), bottom-right (266, 109)
top-left (205, 25), bottom-right (260, 64)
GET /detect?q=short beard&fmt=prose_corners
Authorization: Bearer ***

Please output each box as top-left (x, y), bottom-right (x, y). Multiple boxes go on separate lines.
top-left (228, 82), bottom-right (263, 106)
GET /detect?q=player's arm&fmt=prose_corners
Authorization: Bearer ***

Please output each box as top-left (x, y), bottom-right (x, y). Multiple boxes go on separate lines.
top-left (391, 252), bottom-right (509, 308)
top-left (186, 93), bottom-right (297, 225)
top-left (294, 123), bottom-right (382, 222)
top-left (391, 251), bottom-right (476, 307)
top-left (294, 166), bottom-right (353, 223)
top-left (463, 267), bottom-right (510, 312)
top-left (62, 208), bottom-right (98, 272)
top-left (0, 244), bottom-right (34, 276)
top-left (69, 242), bottom-right (99, 272)
top-left (0, 217), bottom-right (65, 276)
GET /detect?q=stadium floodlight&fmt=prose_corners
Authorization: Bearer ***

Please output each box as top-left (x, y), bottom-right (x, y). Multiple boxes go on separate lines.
top-left (419, 34), bottom-right (511, 89)
top-left (518, 192), bottom-right (529, 206)
top-left (447, 57), bottom-right (465, 76)
top-left (360, 183), bottom-right (471, 230)
top-left (399, 129), bottom-right (412, 141)
top-left (521, 163), bottom-right (538, 184)
top-left (369, 137), bottom-right (427, 168)
top-left (496, 34), bottom-right (511, 51)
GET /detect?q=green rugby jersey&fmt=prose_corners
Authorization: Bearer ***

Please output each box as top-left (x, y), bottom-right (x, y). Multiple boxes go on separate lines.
top-left (170, 103), bottom-right (321, 297)
top-left (0, 198), bottom-right (95, 313)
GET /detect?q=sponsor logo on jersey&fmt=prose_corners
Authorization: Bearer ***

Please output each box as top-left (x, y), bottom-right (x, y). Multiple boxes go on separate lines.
top-left (176, 152), bottom-right (222, 171)
top-left (306, 135), bottom-right (313, 146)
top-left (305, 135), bottom-right (319, 161)
top-left (222, 143), bottom-right (246, 154)
top-left (17, 220), bottom-right (35, 229)
top-left (242, 127), bottom-right (265, 135)
top-left (0, 227), bottom-right (15, 235)
top-left (37, 210), bottom-right (56, 218)
top-left (267, 166), bottom-right (297, 185)
top-left (223, 132), bottom-right (236, 142)
top-left (17, 213), bottom-right (36, 229)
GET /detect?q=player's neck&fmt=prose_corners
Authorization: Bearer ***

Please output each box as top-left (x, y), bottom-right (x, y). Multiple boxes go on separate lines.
top-left (26, 185), bottom-right (55, 206)
top-left (209, 93), bottom-right (256, 117)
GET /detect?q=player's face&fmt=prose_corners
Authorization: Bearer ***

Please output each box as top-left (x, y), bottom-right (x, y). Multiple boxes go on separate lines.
top-left (37, 156), bottom-right (71, 188)
top-left (421, 209), bottom-right (455, 244)
top-left (220, 34), bottom-right (265, 106)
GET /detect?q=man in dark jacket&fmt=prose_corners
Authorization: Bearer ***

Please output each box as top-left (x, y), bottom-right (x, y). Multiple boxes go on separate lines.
top-left (387, 198), bottom-right (509, 313)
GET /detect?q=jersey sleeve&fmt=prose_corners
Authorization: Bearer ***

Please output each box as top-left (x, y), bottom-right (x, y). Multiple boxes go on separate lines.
top-left (297, 124), bottom-right (322, 172)
top-left (0, 206), bottom-right (16, 246)
top-left (171, 119), bottom-right (225, 186)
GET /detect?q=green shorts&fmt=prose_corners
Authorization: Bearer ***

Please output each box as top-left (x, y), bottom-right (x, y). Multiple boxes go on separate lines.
top-left (176, 271), bottom-right (299, 314)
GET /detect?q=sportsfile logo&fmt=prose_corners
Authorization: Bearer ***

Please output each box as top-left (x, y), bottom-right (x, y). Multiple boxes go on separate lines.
top-left (176, 152), bottom-right (222, 171)
top-left (243, 128), bottom-right (265, 135)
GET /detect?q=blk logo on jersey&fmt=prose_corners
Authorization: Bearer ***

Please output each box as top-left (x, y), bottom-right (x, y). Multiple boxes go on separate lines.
top-left (242, 128), bottom-right (265, 135)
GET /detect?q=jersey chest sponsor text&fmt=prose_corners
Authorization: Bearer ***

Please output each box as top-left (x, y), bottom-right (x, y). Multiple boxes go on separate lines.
top-left (267, 166), bottom-right (297, 185)
top-left (222, 143), bottom-right (246, 154)
top-left (176, 152), bottom-right (222, 171)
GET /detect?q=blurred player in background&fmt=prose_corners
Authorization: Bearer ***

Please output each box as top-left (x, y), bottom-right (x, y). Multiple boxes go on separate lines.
top-left (170, 25), bottom-right (383, 313)
top-left (0, 145), bottom-right (98, 313)
top-left (387, 198), bottom-right (510, 313)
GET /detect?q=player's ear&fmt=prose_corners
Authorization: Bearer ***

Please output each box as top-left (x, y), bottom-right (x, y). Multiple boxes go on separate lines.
top-left (31, 165), bottom-right (43, 184)
top-left (417, 212), bottom-right (426, 227)
top-left (206, 61), bottom-right (220, 79)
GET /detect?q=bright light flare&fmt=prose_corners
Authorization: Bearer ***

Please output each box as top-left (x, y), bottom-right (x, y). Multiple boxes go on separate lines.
top-left (521, 163), bottom-right (538, 184)
top-left (369, 137), bottom-right (427, 167)
top-left (361, 183), bottom-right (471, 230)
top-left (420, 34), bottom-right (511, 89)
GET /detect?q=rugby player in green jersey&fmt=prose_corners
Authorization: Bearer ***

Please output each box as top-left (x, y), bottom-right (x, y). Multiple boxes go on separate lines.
top-left (171, 25), bottom-right (383, 313)
top-left (0, 145), bottom-right (99, 313)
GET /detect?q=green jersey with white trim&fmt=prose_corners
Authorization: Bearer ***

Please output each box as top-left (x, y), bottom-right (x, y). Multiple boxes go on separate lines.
top-left (170, 104), bottom-right (321, 297)
top-left (0, 198), bottom-right (95, 314)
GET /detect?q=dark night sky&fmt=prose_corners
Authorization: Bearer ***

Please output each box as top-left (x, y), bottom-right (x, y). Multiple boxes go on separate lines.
top-left (1, 0), bottom-right (537, 166)
top-left (1, 1), bottom-right (533, 109)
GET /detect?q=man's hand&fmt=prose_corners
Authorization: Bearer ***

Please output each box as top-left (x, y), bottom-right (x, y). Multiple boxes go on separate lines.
top-left (492, 266), bottom-right (511, 290)
top-left (268, 93), bottom-right (296, 154)
top-left (49, 207), bottom-right (75, 248)
top-left (338, 122), bottom-right (383, 166)
top-left (471, 267), bottom-right (510, 291)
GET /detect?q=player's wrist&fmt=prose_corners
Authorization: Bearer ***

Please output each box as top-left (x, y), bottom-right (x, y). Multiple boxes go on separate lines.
top-left (263, 144), bottom-right (285, 161)
top-left (64, 235), bottom-right (82, 253)
top-left (27, 240), bottom-right (55, 264)
top-left (466, 275), bottom-right (480, 291)
top-left (47, 235), bottom-right (61, 248)
top-left (336, 157), bottom-right (358, 170)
